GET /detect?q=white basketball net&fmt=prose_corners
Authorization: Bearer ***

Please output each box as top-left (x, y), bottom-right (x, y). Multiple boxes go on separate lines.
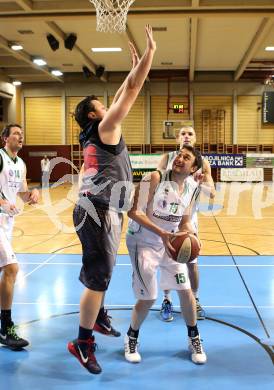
top-left (89, 0), bottom-right (135, 33)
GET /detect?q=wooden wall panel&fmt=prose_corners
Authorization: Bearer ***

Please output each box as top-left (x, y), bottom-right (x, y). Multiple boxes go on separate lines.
top-left (194, 96), bottom-right (232, 144)
top-left (237, 95), bottom-right (274, 144)
top-left (25, 97), bottom-right (62, 144)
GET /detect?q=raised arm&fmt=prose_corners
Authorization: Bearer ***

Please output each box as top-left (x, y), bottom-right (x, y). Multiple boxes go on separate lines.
top-left (128, 171), bottom-right (175, 256)
top-left (200, 159), bottom-right (216, 198)
top-left (112, 42), bottom-right (140, 105)
top-left (99, 25), bottom-right (156, 145)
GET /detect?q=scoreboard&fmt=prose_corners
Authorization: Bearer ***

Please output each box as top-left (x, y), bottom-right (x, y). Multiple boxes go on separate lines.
top-left (262, 91), bottom-right (274, 124)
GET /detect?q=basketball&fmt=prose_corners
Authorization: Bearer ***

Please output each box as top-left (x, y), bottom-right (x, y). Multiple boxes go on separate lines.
top-left (170, 232), bottom-right (201, 264)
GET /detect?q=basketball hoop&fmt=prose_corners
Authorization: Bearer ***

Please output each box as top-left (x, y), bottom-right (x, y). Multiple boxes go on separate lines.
top-left (89, 0), bottom-right (135, 33)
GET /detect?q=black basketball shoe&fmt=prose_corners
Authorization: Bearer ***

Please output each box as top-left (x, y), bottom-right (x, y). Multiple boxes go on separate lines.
top-left (93, 309), bottom-right (121, 337)
top-left (67, 336), bottom-right (102, 374)
top-left (0, 323), bottom-right (29, 350)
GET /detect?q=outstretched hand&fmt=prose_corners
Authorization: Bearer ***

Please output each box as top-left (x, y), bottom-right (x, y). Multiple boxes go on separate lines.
top-left (128, 41), bottom-right (139, 68)
top-left (145, 24), bottom-right (156, 52)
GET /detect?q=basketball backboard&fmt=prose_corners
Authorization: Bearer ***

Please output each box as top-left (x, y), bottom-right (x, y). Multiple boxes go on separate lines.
top-left (163, 120), bottom-right (194, 139)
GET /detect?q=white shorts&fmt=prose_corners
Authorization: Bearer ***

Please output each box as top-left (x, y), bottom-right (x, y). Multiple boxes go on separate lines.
top-left (0, 214), bottom-right (17, 267)
top-left (126, 234), bottom-right (191, 300)
top-left (188, 219), bottom-right (198, 264)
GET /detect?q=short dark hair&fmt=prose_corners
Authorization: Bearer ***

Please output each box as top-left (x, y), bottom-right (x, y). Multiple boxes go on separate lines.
top-left (1, 124), bottom-right (22, 144)
top-left (180, 144), bottom-right (202, 173)
top-left (74, 95), bottom-right (98, 129)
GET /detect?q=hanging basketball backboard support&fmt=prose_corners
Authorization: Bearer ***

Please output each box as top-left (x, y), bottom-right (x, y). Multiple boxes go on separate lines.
top-left (163, 120), bottom-right (194, 139)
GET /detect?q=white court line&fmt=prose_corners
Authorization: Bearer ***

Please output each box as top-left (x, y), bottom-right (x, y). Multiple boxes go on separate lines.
top-left (19, 262), bottom-right (274, 267)
top-left (17, 237), bottom-right (82, 280)
top-left (19, 253), bottom-right (58, 281)
top-left (12, 302), bottom-right (274, 309)
top-left (260, 338), bottom-right (274, 346)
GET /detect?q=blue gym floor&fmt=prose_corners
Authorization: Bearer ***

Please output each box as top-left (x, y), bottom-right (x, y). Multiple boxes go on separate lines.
top-left (1, 253), bottom-right (274, 390)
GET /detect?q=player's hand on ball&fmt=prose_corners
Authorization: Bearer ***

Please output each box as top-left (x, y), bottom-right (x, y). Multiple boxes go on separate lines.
top-left (169, 231), bottom-right (201, 263)
top-left (160, 230), bottom-right (176, 258)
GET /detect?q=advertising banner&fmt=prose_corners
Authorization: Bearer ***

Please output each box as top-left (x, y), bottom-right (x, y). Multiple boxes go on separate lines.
top-left (246, 153), bottom-right (274, 168)
top-left (130, 154), bottom-right (162, 180)
top-left (221, 168), bottom-right (264, 182)
top-left (203, 154), bottom-right (245, 168)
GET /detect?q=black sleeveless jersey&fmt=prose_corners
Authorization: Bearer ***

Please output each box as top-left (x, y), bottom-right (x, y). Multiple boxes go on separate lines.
top-left (79, 120), bottom-right (133, 211)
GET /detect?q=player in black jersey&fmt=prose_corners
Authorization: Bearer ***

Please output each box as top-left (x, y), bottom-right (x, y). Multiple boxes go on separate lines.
top-left (68, 25), bottom-right (156, 375)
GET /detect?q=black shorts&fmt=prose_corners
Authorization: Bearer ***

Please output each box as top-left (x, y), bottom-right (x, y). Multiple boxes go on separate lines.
top-left (73, 202), bottom-right (123, 291)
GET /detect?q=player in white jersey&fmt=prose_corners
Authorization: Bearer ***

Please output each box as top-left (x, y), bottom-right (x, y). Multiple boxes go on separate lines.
top-left (158, 126), bottom-right (215, 321)
top-left (0, 124), bottom-right (39, 350)
top-left (124, 145), bottom-right (207, 365)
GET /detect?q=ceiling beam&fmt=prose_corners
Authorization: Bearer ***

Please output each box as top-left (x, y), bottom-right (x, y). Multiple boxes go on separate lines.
top-left (234, 18), bottom-right (273, 81)
top-left (1, 0), bottom-right (274, 14)
top-left (0, 34), bottom-right (63, 82)
top-left (46, 21), bottom-right (107, 82)
top-left (2, 9), bottom-right (274, 21)
top-left (14, 0), bottom-right (33, 11)
top-left (1, 67), bottom-right (43, 75)
top-left (189, 16), bottom-right (198, 81)
top-left (0, 68), bottom-right (10, 83)
top-left (0, 48), bottom-right (12, 56)
top-left (0, 57), bottom-right (32, 67)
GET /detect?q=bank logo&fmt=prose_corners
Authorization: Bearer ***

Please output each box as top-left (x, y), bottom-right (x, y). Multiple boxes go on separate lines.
top-left (235, 157), bottom-right (243, 166)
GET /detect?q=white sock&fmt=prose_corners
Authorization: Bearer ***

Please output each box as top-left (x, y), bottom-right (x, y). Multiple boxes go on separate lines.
top-left (164, 292), bottom-right (172, 302)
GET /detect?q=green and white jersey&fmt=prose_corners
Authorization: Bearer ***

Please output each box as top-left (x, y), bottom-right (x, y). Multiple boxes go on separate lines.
top-left (166, 151), bottom-right (204, 233)
top-left (128, 170), bottom-right (198, 245)
top-left (0, 148), bottom-right (26, 209)
top-left (166, 151), bottom-right (178, 171)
